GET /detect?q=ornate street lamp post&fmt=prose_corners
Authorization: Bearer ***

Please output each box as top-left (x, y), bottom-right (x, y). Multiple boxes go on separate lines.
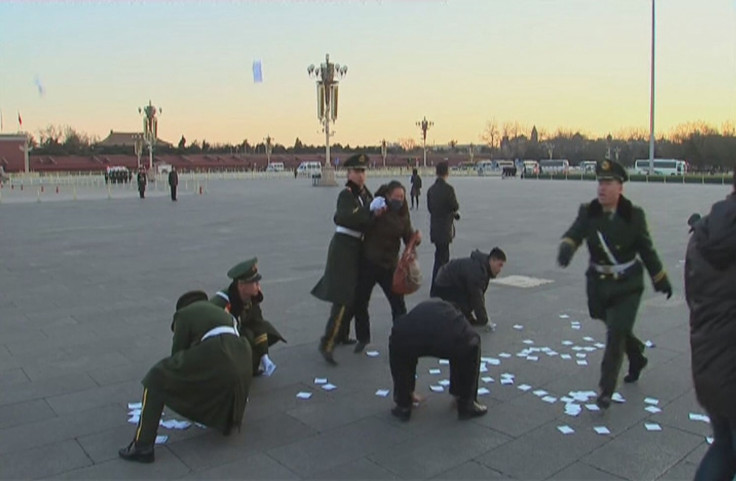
top-left (416, 116), bottom-right (434, 168)
top-left (380, 139), bottom-right (387, 168)
top-left (138, 100), bottom-right (162, 172)
top-left (133, 133), bottom-right (144, 171)
top-left (265, 135), bottom-right (274, 166)
top-left (308, 54), bottom-right (347, 170)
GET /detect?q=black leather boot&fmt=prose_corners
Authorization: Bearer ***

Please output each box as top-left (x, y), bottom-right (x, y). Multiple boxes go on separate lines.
top-left (624, 356), bottom-right (648, 383)
top-left (457, 400), bottom-right (488, 420)
top-left (118, 441), bottom-right (154, 463)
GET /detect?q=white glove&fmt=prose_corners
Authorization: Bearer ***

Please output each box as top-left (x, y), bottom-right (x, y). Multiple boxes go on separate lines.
top-left (259, 354), bottom-right (276, 377)
top-left (369, 196), bottom-right (387, 212)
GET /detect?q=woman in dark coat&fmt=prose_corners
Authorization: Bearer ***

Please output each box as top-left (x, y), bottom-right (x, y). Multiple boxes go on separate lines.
top-left (686, 184), bottom-right (736, 481)
top-left (350, 180), bottom-right (419, 353)
top-left (409, 169), bottom-right (422, 210)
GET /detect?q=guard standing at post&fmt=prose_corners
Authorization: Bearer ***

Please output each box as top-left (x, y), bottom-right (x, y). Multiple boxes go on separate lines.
top-left (137, 168), bottom-right (147, 199)
top-left (168, 166), bottom-right (178, 201)
top-left (312, 153), bottom-right (385, 365)
top-left (557, 159), bottom-right (672, 409)
top-left (119, 291), bottom-right (252, 463)
top-left (211, 258), bottom-right (286, 376)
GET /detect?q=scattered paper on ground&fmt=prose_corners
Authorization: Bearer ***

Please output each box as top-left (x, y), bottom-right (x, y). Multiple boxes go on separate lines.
top-left (645, 423), bottom-right (662, 431)
top-left (375, 389), bottom-right (390, 397)
top-left (557, 425), bottom-right (574, 434)
top-left (296, 392), bottom-right (312, 399)
top-left (155, 435), bottom-right (168, 445)
top-left (322, 383), bottom-right (337, 391)
top-left (594, 426), bottom-right (611, 435)
top-left (314, 377), bottom-right (328, 385)
top-left (366, 351), bottom-right (380, 357)
top-left (491, 275), bottom-right (554, 288)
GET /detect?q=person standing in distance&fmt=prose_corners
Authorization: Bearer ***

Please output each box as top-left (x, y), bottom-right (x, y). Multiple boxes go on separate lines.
top-left (427, 161), bottom-right (459, 297)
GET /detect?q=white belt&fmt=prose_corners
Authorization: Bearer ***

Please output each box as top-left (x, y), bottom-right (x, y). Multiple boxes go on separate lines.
top-left (591, 259), bottom-right (637, 275)
top-left (335, 226), bottom-right (363, 239)
top-left (201, 326), bottom-right (239, 342)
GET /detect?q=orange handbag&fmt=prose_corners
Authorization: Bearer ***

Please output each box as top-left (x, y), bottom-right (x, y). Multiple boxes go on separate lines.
top-left (392, 231), bottom-right (422, 295)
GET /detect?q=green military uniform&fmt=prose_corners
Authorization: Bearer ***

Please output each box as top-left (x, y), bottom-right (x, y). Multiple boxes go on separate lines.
top-left (210, 258), bottom-right (286, 375)
top-left (311, 153), bottom-right (374, 363)
top-left (558, 160), bottom-right (672, 407)
top-left (121, 293), bottom-right (253, 462)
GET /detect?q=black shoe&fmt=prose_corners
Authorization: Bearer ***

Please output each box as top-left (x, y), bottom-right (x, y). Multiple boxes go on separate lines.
top-left (595, 394), bottom-right (612, 410)
top-left (336, 337), bottom-right (357, 346)
top-left (391, 405), bottom-right (411, 422)
top-left (319, 345), bottom-right (337, 365)
top-left (458, 400), bottom-right (488, 420)
top-left (353, 341), bottom-right (367, 354)
top-left (624, 356), bottom-right (648, 383)
top-left (118, 441), bottom-right (154, 463)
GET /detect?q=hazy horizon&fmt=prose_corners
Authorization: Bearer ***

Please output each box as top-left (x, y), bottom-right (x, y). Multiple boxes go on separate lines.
top-left (1, 0), bottom-right (734, 147)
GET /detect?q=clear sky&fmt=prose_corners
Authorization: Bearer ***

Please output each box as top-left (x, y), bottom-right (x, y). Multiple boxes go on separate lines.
top-left (0, 0), bottom-right (734, 148)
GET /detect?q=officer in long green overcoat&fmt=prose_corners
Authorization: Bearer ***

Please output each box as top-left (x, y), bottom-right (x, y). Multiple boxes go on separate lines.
top-left (557, 160), bottom-right (673, 409)
top-left (210, 258), bottom-right (286, 376)
top-left (312, 153), bottom-right (384, 365)
top-left (119, 291), bottom-right (253, 463)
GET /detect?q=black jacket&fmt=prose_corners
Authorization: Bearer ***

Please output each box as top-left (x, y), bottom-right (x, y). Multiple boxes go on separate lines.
top-left (390, 299), bottom-right (479, 357)
top-left (434, 250), bottom-right (493, 325)
top-left (686, 194), bottom-right (736, 420)
top-left (426, 177), bottom-right (459, 244)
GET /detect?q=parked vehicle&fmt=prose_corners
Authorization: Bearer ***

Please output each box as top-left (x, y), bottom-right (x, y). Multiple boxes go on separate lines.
top-left (265, 162), bottom-right (285, 172)
top-left (634, 159), bottom-right (687, 176)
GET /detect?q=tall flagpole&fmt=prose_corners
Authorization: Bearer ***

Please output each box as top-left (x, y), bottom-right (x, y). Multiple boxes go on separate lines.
top-left (648, 0), bottom-right (656, 175)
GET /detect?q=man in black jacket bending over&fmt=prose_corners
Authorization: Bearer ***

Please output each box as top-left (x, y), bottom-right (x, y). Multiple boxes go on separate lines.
top-left (433, 247), bottom-right (506, 331)
top-left (389, 299), bottom-right (487, 421)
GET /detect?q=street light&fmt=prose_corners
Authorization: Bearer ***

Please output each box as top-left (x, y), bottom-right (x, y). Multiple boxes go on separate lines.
top-left (416, 116), bottom-right (434, 168)
top-left (133, 133), bottom-right (144, 170)
top-left (138, 100), bottom-right (162, 171)
top-left (380, 139), bottom-right (387, 168)
top-left (308, 53), bottom-right (347, 169)
top-left (265, 135), bottom-right (274, 166)
top-left (648, 0), bottom-right (656, 175)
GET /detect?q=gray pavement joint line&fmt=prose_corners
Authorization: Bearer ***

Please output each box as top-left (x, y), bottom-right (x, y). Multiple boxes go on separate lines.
top-left (74, 437), bottom-right (96, 467)
top-left (166, 444), bottom-right (194, 476)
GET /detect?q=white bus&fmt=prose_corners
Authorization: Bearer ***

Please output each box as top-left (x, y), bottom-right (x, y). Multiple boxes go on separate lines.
top-left (539, 159), bottom-right (570, 173)
top-left (634, 159), bottom-right (687, 176)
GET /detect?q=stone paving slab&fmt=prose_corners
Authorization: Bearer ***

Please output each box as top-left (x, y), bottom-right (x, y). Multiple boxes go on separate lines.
top-left (0, 175), bottom-right (728, 479)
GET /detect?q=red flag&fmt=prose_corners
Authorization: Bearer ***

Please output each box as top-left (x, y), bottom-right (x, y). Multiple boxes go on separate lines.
top-left (17, 111), bottom-right (22, 127)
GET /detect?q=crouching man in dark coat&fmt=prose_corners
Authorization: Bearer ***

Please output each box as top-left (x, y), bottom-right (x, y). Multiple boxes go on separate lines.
top-left (119, 291), bottom-right (253, 463)
top-left (389, 299), bottom-right (487, 421)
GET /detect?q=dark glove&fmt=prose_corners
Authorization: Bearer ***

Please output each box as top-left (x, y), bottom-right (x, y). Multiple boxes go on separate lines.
top-left (454, 212), bottom-right (461, 221)
top-left (654, 275), bottom-right (673, 299)
top-left (557, 242), bottom-right (575, 267)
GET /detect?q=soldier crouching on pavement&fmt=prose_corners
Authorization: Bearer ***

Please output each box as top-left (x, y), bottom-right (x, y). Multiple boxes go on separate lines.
top-left (389, 299), bottom-right (487, 421)
top-left (312, 153), bottom-right (386, 365)
top-left (557, 159), bottom-right (672, 410)
top-left (211, 258), bottom-right (286, 377)
top-left (119, 291), bottom-right (253, 463)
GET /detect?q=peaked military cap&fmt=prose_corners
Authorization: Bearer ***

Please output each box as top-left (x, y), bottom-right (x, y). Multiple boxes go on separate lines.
top-left (596, 160), bottom-right (628, 183)
top-left (343, 153), bottom-right (369, 169)
top-left (227, 257), bottom-right (262, 283)
top-left (175, 290), bottom-right (209, 311)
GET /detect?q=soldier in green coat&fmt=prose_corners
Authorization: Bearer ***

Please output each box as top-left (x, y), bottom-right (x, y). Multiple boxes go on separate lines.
top-left (211, 258), bottom-right (286, 376)
top-left (312, 153), bottom-right (386, 365)
top-left (119, 291), bottom-right (253, 463)
top-left (557, 160), bottom-right (673, 409)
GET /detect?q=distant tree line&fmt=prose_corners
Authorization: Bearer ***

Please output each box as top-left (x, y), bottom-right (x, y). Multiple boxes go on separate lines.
top-left (29, 120), bottom-right (736, 171)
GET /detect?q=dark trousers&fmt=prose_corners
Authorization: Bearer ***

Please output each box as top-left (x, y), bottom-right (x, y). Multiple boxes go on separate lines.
top-left (320, 303), bottom-right (353, 353)
top-left (138, 187), bottom-right (145, 199)
top-left (134, 388), bottom-right (164, 447)
top-left (389, 336), bottom-right (480, 409)
top-left (411, 194), bottom-right (419, 209)
top-left (598, 291), bottom-right (645, 396)
top-left (694, 412), bottom-right (736, 481)
top-left (430, 242), bottom-right (450, 297)
top-left (432, 285), bottom-right (474, 323)
top-left (170, 185), bottom-right (177, 201)
top-left (352, 258), bottom-right (407, 344)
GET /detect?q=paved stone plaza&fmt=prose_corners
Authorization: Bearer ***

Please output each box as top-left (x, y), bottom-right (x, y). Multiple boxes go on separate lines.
top-left (0, 174), bottom-right (730, 480)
